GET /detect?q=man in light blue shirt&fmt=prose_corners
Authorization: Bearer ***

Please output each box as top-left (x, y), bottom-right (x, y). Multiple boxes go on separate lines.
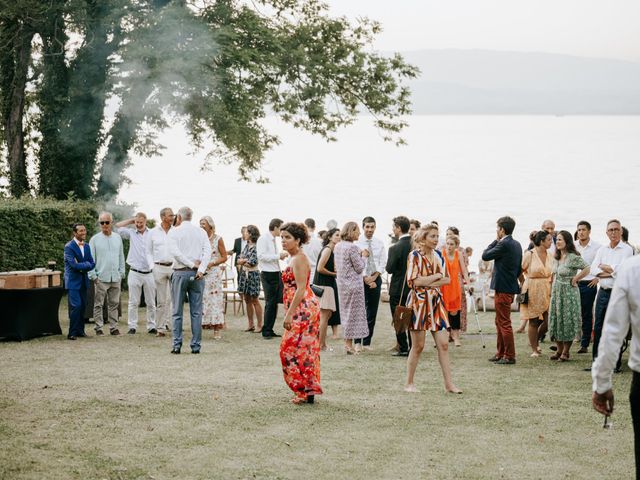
top-left (88, 211), bottom-right (125, 335)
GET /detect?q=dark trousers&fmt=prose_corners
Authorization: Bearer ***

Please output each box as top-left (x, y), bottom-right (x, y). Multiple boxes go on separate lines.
top-left (390, 293), bottom-right (411, 353)
top-left (592, 288), bottom-right (612, 360)
top-left (261, 271), bottom-right (282, 337)
top-left (67, 287), bottom-right (87, 337)
top-left (578, 281), bottom-right (598, 348)
top-left (632, 371), bottom-right (640, 480)
top-left (356, 277), bottom-right (382, 346)
top-left (494, 292), bottom-right (516, 360)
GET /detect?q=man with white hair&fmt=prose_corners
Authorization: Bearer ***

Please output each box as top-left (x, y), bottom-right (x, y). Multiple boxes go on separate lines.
top-left (88, 211), bottom-right (125, 335)
top-left (303, 218), bottom-right (323, 280)
top-left (168, 206), bottom-right (211, 354)
top-left (115, 212), bottom-right (157, 335)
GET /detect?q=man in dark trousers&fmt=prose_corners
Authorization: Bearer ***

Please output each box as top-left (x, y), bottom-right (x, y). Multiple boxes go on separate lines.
top-left (386, 216), bottom-right (412, 356)
top-left (232, 226), bottom-right (248, 267)
top-left (257, 218), bottom-right (288, 338)
top-left (482, 216), bottom-right (522, 365)
top-left (64, 223), bottom-right (95, 340)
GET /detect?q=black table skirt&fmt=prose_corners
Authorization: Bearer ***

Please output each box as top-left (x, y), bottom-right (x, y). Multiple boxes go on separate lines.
top-left (0, 287), bottom-right (64, 341)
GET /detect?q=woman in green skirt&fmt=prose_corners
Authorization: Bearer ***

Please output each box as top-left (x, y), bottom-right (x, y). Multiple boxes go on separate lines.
top-left (549, 231), bottom-right (590, 361)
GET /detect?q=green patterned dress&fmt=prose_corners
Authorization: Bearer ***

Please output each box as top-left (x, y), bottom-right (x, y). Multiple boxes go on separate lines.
top-left (549, 253), bottom-right (589, 341)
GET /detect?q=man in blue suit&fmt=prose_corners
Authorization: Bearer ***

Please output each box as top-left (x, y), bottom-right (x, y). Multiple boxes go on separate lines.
top-left (64, 223), bottom-right (95, 340)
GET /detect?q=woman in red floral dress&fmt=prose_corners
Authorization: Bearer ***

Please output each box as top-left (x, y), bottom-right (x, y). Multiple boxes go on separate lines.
top-left (279, 222), bottom-right (323, 404)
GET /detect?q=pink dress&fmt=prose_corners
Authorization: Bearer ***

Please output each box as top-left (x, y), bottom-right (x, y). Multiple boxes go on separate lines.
top-left (334, 241), bottom-right (368, 339)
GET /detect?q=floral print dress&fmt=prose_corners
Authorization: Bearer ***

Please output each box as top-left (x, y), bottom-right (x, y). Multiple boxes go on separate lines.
top-left (549, 253), bottom-right (589, 341)
top-left (279, 266), bottom-right (323, 401)
top-left (202, 234), bottom-right (224, 327)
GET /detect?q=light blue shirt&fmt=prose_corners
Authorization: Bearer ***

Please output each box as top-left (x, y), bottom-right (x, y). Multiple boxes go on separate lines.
top-left (88, 232), bottom-right (125, 282)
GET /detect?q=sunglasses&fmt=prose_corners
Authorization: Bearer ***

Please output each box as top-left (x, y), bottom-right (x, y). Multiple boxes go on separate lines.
top-left (100, 221), bottom-right (111, 225)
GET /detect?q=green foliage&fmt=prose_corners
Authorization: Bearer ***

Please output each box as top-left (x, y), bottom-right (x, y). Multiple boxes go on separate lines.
top-left (0, 197), bottom-right (99, 271)
top-left (1, 0), bottom-right (418, 199)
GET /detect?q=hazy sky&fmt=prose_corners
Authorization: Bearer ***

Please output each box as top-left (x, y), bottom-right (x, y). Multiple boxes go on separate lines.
top-left (325, 0), bottom-right (640, 62)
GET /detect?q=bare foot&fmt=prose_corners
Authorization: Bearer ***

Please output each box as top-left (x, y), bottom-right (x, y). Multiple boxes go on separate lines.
top-left (404, 384), bottom-right (419, 393)
top-left (445, 386), bottom-right (463, 394)
top-left (530, 352), bottom-right (540, 357)
top-left (291, 396), bottom-right (306, 405)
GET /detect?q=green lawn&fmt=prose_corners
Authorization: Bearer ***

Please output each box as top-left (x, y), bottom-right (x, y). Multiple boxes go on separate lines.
top-left (0, 295), bottom-right (634, 479)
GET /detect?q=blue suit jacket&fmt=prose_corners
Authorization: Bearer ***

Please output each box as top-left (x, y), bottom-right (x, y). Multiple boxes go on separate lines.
top-left (482, 235), bottom-right (522, 294)
top-left (64, 240), bottom-right (95, 290)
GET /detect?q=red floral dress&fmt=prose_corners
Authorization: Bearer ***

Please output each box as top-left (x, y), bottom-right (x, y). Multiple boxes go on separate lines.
top-left (279, 266), bottom-right (323, 401)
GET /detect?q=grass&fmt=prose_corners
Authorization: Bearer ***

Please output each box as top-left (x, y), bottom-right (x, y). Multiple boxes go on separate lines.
top-left (0, 295), bottom-right (634, 480)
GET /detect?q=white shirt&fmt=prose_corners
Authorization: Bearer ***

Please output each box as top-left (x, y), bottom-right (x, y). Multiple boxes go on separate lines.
top-left (303, 233), bottom-right (323, 278)
top-left (116, 227), bottom-right (152, 271)
top-left (167, 221), bottom-right (211, 275)
top-left (576, 239), bottom-right (601, 281)
top-left (74, 237), bottom-right (85, 257)
top-left (147, 225), bottom-right (174, 265)
top-left (257, 231), bottom-right (281, 272)
top-left (356, 234), bottom-right (387, 276)
top-left (591, 241), bottom-right (634, 289)
top-left (592, 256), bottom-right (640, 393)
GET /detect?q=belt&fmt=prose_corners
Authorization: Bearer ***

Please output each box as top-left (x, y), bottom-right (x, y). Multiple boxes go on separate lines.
top-left (174, 267), bottom-right (197, 272)
top-left (600, 287), bottom-right (612, 292)
top-left (130, 267), bottom-right (151, 274)
top-left (155, 262), bottom-right (173, 266)
top-left (578, 280), bottom-right (593, 284)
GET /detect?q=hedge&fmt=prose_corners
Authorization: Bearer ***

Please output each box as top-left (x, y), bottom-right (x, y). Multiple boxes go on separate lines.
top-left (0, 198), bottom-right (100, 272)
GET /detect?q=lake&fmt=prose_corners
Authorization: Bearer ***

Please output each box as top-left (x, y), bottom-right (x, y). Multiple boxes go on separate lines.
top-left (119, 115), bottom-right (640, 264)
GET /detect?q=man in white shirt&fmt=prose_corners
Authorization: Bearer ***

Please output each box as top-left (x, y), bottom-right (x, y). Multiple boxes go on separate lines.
top-left (257, 218), bottom-right (288, 338)
top-left (168, 206), bottom-right (211, 354)
top-left (355, 216), bottom-right (387, 350)
top-left (146, 207), bottom-right (175, 336)
top-left (592, 255), bottom-right (640, 478)
top-left (115, 212), bottom-right (157, 335)
top-left (590, 219), bottom-right (634, 361)
top-left (302, 218), bottom-right (323, 281)
top-left (575, 220), bottom-right (601, 354)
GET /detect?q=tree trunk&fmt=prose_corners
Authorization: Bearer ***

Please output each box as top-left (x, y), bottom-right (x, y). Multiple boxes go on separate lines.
top-left (1, 23), bottom-right (34, 197)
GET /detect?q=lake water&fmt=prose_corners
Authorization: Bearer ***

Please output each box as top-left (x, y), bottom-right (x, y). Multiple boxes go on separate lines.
top-left (119, 115), bottom-right (640, 264)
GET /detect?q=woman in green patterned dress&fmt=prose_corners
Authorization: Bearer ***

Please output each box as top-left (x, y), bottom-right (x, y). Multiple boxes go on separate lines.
top-left (549, 231), bottom-right (590, 361)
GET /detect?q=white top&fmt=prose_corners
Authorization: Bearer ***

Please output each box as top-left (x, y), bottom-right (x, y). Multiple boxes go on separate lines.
top-left (592, 256), bottom-right (640, 393)
top-left (590, 241), bottom-right (634, 289)
top-left (303, 233), bottom-right (323, 279)
top-left (74, 237), bottom-right (85, 257)
top-left (356, 234), bottom-right (387, 276)
top-left (257, 231), bottom-right (281, 272)
top-left (167, 221), bottom-right (211, 275)
top-left (576, 239), bottom-right (601, 281)
top-left (116, 227), bottom-right (152, 271)
top-left (147, 225), bottom-right (174, 265)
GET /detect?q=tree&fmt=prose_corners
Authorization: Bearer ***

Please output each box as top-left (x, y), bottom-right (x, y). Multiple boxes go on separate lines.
top-left (0, 0), bottom-right (418, 200)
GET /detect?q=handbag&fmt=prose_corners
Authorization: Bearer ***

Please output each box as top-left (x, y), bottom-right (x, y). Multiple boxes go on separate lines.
top-left (517, 290), bottom-right (529, 305)
top-left (310, 284), bottom-right (324, 297)
top-left (392, 280), bottom-right (413, 333)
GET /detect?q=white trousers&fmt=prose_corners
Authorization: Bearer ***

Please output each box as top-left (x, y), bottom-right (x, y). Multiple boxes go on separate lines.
top-left (127, 270), bottom-right (156, 330)
top-left (153, 265), bottom-right (173, 330)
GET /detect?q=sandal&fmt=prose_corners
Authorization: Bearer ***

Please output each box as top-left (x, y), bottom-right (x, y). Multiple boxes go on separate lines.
top-left (559, 354), bottom-right (570, 362)
top-left (244, 327), bottom-right (255, 332)
top-left (549, 353), bottom-right (561, 360)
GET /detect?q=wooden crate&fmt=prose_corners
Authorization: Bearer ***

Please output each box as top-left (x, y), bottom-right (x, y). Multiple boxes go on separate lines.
top-left (0, 271), bottom-right (62, 289)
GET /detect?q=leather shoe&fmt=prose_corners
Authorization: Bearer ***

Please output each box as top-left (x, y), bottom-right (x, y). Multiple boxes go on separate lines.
top-left (496, 358), bottom-right (516, 365)
top-left (110, 329), bottom-right (120, 336)
top-left (270, 333), bottom-right (281, 338)
top-left (488, 356), bottom-right (501, 362)
top-left (191, 350), bottom-right (200, 354)
top-left (127, 328), bottom-right (136, 334)
top-left (170, 348), bottom-right (181, 354)
top-left (96, 329), bottom-right (104, 336)
top-left (67, 335), bottom-right (77, 340)
top-left (392, 351), bottom-right (409, 357)
top-left (148, 328), bottom-right (157, 334)
top-left (577, 347), bottom-right (588, 354)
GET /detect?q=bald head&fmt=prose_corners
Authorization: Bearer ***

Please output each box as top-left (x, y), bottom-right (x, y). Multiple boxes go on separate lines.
top-left (541, 220), bottom-right (555, 235)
